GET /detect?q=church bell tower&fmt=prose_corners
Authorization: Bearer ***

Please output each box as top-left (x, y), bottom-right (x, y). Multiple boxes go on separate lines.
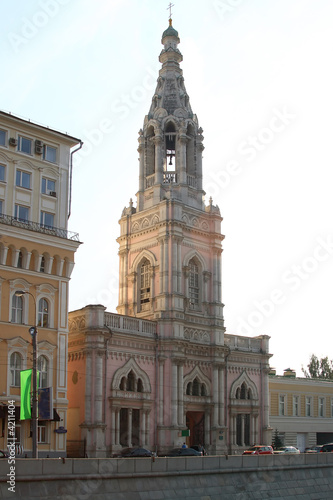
top-left (117, 19), bottom-right (225, 344)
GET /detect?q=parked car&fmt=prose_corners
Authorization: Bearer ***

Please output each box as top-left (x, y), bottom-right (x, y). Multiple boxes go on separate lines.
top-left (243, 445), bottom-right (273, 455)
top-left (164, 447), bottom-right (203, 457)
top-left (274, 446), bottom-right (300, 454)
top-left (190, 445), bottom-right (207, 456)
top-left (305, 445), bottom-right (322, 453)
top-left (320, 443), bottom-right (333, 453)
top-left (112, 447), bottom-right (154, 458)
top-left (0, 450), bottom-right (9, 458)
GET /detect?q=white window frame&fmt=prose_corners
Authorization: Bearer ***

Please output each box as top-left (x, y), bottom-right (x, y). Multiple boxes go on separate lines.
top-left (14, 204), bottom-right (29, 222)
top-left (16, 169), bottom-right (31, 189)
top-left (43, 145), bottom-right (57, 163)
top-left (38, 421), bottom-right (47, 443)
top-left (37, 354), bottom-right (49, 388)
top-left (279, 394), bottom-right (286, 416)
top-left (306, 396), bottom-right (312, 417)
top-left (0, 163), bottom-right (5, 182)
top-left (41, 177), bottom-right (56, 195)
top-left (0, 129), bottom-right (6, 147)
top-left (40, 211), bottom-right (55, 228)
top-left (319, 397), bottom-right (325, 418)
top-left (293, 395), bottom-right (299, 417)
top-left (18, 136), bottom-right (32, 155)
top-left (9, 352), bottom-right (22, 387)
top-left (11, 294), bottom-right (23, 324)
top-left (38, 298), bottom-right (49, 328)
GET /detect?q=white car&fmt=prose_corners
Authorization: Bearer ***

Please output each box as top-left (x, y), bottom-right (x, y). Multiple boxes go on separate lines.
top-left (274, 446), bottom-right (300, 454)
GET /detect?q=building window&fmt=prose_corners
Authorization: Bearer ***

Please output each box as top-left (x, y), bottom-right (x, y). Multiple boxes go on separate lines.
top-left (10, 352), bottom-right (22, 386)
top-left (40, 211), bottom-right (54, 228)
top-left (43, 145), bottom-right (57, 163)
top-left (306, 396), bottom-right (312, 417)
top-left (0, 200), bottom-right (3, 215)
top-left (293, 396), bottom-right (299, 416)
top-left (0, 130), bottom-right (6, 146)
top-left (14, 204), bottom-right (29, 222)
top-left (38, 298), bottom-right (49, 328)
top-left (319, 397), bottom-right (325, 418)
top-left (0, 164), bottom-right (5, 182)
top-left (40, 256), bottom-right (45, 273)
top-left (18, 136), bottom-right (32, 155)
top-left (140, 259), bottom-right (151, 310)
top-left (37, 355), bottom-right (49, 388)
top-left (41, 177), bottom-right (56, 195)
top-left (11, 294), bottom-right (23, 323)
top-left (38, 422), bottom-right (47, 443)
top-left (17, 251), bottom-right (23, 268)
top-left (189, 259), bottom-right (199, 308)
top-left (16, 169), bottom-right (31, 189)
top-left (279, 395), bottom-right (286, 416)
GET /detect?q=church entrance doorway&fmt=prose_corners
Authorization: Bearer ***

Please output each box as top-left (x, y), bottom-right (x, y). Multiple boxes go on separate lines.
top-left (186, 411), bottom-right (205, 447)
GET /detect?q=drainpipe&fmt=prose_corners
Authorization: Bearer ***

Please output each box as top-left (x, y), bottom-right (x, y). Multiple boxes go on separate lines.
top-left (68, 141), bottom-right (83, 219)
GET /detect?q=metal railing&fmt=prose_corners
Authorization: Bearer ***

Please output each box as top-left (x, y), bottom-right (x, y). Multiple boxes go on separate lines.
top-left (0, 213), bottom-right (80, 241)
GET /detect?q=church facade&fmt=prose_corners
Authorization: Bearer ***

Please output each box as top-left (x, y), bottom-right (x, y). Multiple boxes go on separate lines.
top-left (67, 21), bottom-right (272, 457)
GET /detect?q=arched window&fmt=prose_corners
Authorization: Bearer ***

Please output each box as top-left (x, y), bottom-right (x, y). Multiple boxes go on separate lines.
top-left (192, 377), bottom-right (200, 396)
top-left (236, 388), bottom-right (240, 399)
top-left (137, 378), bottom-right (143, 393)
top-left (165, 122), bottom-right (176, 171)
top-left (10, 352), bottom-right (22, 386)
top-left (11, 294), bottom-right (23, 323)
top-left (240, 383), bottom-right (246, 400)
top-left (37, 355), bottom-right (49, 388)
top-left (120, 376), bottom-right (126, 390)
top-left (126, 371), bottom-right (135, 391)
top-left (40, 256), bottom-right (45, 273)
top-left (189, 259), bottom-right (199, 309)
top-left (186, 382), bottom-right (192, 395)
top-left (247, 388), bottom-right (252, 400)
top-left (201, 384), bottom-right (207, 396)
top-left (17, 251), bottom-right (23, 268)
top-left (140, 259), bottom-right (151, 311)
top-left (38, 298), bottom-right (49, 328)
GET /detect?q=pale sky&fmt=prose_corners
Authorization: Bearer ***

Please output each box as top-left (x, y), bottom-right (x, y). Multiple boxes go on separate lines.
top-left (2, 0), bottom-right (333, 377)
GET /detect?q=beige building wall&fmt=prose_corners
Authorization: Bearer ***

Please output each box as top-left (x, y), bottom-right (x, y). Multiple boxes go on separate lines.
top-left (269, 370), bottom-right (333, 451)
top-left (0, 111), bottom-right (81, 457)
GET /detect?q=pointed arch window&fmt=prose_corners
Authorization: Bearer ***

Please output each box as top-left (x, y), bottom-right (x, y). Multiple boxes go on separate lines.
top-left (11, 294), bottom-right (23, 323)
top-left (189, 258), bottom-right (199, 309)
top-left (140, 258), bottom-right (151, 311)
top-left (38, 298), bottom-right (49, 328)
top-left (165, 122), bottom-right (176, 170)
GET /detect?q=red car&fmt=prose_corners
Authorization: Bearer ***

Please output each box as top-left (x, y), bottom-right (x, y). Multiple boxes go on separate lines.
top-left (243, 445), bottom-right (273, 455)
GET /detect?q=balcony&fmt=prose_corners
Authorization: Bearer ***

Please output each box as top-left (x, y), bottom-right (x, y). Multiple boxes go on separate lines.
top-left (0, 213), bottom-right (80, 241)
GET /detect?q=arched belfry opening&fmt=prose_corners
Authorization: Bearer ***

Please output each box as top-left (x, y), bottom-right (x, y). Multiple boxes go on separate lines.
top-left (165, 122), bottom-right (176, 173)
top-left (145, 125), bottom-right (155, 180)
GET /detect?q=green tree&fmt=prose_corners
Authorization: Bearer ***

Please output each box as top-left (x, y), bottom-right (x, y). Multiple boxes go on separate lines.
top-left (272, 429), bottom-right (283, 450)
top-left (302, 354), bottom-right (333, 379)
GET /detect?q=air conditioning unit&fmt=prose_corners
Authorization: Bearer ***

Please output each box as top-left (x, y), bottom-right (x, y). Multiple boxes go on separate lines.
top-left (35, 140), bottom-right (43, 154)
top-left (49, 191), bottom-right (56, 197)
top-left (9, 138), bottom-right (17, 146)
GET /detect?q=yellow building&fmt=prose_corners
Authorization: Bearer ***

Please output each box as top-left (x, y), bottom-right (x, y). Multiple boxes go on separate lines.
top-left (269, 369), bottom-right (333, 451)
top-left (0, 111), bottom-right (81, 457)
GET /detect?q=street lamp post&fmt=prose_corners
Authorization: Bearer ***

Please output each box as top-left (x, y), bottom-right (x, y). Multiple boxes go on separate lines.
top-left (15, 290), bottom-right (38, 458)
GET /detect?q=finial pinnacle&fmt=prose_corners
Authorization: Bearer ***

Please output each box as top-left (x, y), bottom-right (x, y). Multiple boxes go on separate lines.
top-left (169, 18), bottom-right (172, 26)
